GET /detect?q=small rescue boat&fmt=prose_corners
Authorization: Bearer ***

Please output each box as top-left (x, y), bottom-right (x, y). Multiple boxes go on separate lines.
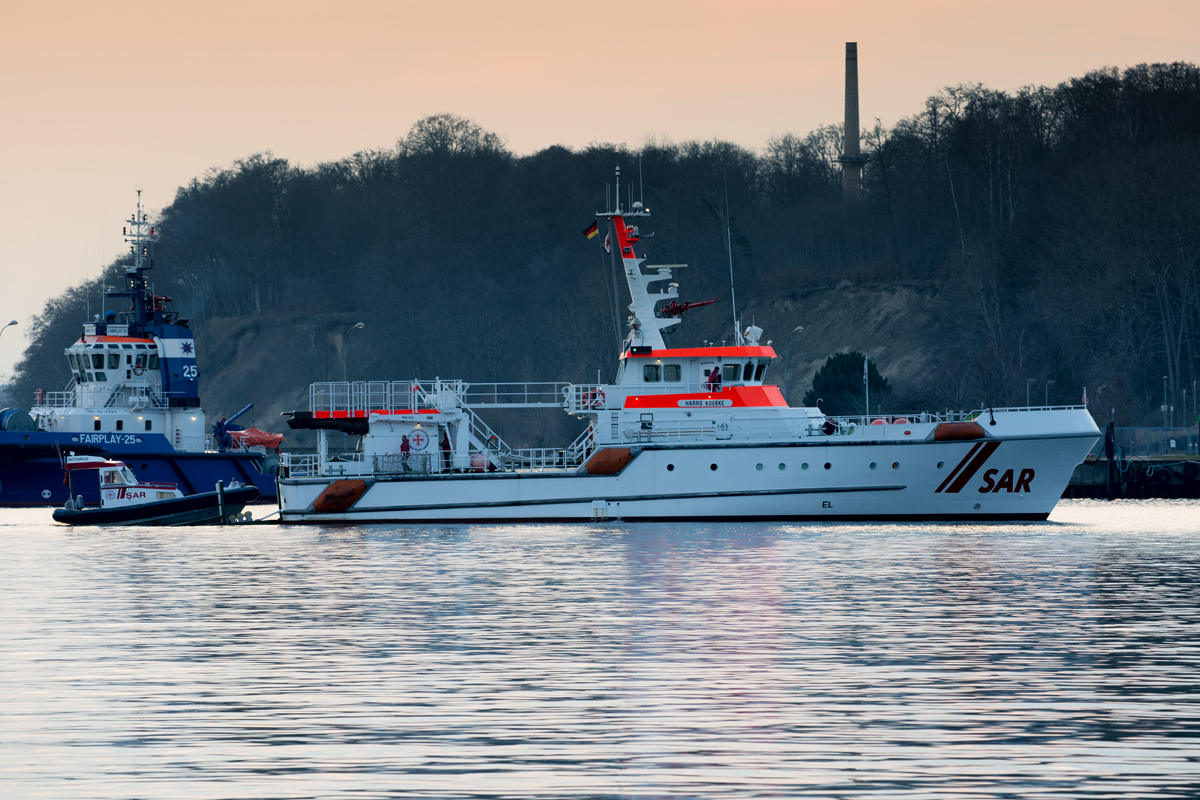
top-left (52, 454), bottom-right (259, 526)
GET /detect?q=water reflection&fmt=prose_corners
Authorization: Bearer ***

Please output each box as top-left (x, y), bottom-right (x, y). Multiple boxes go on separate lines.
top-left (1, 501), bottom-right (1198, 797)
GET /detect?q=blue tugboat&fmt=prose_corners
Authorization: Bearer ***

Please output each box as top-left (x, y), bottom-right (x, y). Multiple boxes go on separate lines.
top-left (0, 192), bottom-right (279, 506)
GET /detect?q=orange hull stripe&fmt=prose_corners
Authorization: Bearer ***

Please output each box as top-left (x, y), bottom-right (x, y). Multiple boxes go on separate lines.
top-left (622, 346), bottom-right (777, 359)
top-left (623, 385), bottom-right (787, 409)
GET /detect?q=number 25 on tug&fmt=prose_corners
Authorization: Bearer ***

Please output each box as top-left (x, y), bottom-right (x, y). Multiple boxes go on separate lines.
top-left (277, 181), bottom-right (1100, 523)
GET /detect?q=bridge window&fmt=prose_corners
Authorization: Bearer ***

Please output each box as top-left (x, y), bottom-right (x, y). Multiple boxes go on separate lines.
top-left (663, 364), bottom-right (681, 382)
top-left (135, 354), bottom-right (146, 369)
top-left (107, 354), bottom-right (120, 369)
top-left (643, 364), bottom-right (660, 382)
top-left (722, 364), bottom-right (739, 383)
top-left (94, 371), bottom-right (107, 382)
top-left (755, 364), bottom-right (766, 381)
top-left (743, 363), bottom-right (754, 381)
top-left (91, 354), bottom-right (104, 369)
top-left (147, 355), bottom-right (159, 369)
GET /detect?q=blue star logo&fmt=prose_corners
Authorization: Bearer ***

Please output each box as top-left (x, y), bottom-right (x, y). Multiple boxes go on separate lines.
top-left (180, 341), bottom-right (194, 355)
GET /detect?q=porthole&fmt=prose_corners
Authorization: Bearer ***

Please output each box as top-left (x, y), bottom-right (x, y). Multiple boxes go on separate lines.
top-left (824, 462), bottom-right (832, 470)
top-left (778, 463), bottom-right (786, 471)
top-left (801, 462), bottom-right (809, 470)
top-left (937, 460), bottom-right (945, 469)
top-left (755, 463), bottom-right (763, 471)
top-left (710, 463), bottom-right (718, 471)
top-left (869, 461), bottom-right (877, 469)
top-left (892, 461), bottom-right (900, 469)
top-left (667, 464), bottom-right (675, 471)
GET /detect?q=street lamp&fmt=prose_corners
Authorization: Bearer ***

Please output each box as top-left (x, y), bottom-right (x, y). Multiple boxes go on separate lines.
top-left (342, 322), bottom-right (365, 382)
top-left (1044, 380), bottom-right (1055, 406)
top-left (1026, 378), bottom-right (1036, 409)
top-left (783, 325), bottom-right (804, 406)
top-left (0, 320), bottom-right (17, 340)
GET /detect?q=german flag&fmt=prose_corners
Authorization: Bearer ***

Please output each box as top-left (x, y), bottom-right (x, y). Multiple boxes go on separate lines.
top-left (582, 221), bottom-right (599, 239)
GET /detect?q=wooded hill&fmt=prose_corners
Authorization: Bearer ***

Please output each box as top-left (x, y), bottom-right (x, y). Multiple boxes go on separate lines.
top-left (9, 62), bottom-right (1200, 442)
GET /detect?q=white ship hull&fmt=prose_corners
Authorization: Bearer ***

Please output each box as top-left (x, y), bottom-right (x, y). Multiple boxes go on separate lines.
top-left (279, 426), bottom-right (1098, 523)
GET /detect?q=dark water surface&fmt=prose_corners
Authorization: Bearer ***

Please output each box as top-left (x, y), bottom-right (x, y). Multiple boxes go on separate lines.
top-left (3, 501), bottom-right (1200, 798)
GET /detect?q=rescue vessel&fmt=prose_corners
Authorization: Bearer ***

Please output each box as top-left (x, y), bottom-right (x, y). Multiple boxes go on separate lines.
top-left (277, 180), bottom-right (1099, 522)
top-left (0, 193), bottom-right (280, 506)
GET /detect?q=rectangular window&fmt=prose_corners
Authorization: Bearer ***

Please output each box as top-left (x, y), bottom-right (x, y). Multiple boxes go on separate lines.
top-left (663, 364), bottom-right (682, 382)
top-left (743, 363), bottom-right (754, 381)
top-left (91, 354), bottom-right (104, 369)
top-left (116, 419), bottom-right (123, 431)
top-left (147, 354), bottom-right (159, 369)
top-left (643, 364), bottom-right (660, 382)
top-left (126, 355), bottom-right (132, 365)
top-left (755, 364), bottom-right (767, 381)
top-left (67, 354), bottom-right (77, 370)
top-left (93, 419), bottom-right (101, 431)
top-left (157, 491), bottom-right (174, 500)
top-left (722, 364), bottom-right (739, 383)
top-left (107, 354), bottom-right (120, 369)
top-left (135, 354), bottom-right (146, 369)
top-left (145, 419), bottom-right (152, 431)
top-left (94, 371), bottom-right (107, 382)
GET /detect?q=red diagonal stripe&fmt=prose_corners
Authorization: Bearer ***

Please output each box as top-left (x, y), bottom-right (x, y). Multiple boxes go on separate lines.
top-left (945, 441), bottom-right (1002, 494)
top-left (935, 442), bottom-right (981, 493)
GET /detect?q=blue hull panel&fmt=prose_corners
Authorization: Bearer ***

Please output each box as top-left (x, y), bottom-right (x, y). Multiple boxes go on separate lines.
top-left (0, 431), bottom-right (277, 506)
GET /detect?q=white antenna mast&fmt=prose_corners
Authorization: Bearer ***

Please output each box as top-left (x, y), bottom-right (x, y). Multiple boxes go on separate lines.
top-left (615, 165), bottom-right (621, 213)
top-left (723, 169), bottom-right (743, 345)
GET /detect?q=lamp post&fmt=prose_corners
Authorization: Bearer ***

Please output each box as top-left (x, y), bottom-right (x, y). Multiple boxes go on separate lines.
top-left (783, 325), bottom-right (804, 406)
top-left (0, 320), bottom-right (17, 341)
top-left (1163, 375), bottom-right (1169, 429)
top-left (1026, 378), bottom-right (1036, 409)
top-left (343, 322), bottom-right (365, 382)
top-left (1044, 380), bottom-right (1055, 406)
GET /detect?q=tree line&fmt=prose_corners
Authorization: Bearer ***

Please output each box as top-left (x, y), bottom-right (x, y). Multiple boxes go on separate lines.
top-left (8, 62), bottom-right (1200, 433)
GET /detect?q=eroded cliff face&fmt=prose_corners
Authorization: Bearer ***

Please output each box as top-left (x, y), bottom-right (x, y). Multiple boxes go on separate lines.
top-left (189, 281), bottom-right (956, 451)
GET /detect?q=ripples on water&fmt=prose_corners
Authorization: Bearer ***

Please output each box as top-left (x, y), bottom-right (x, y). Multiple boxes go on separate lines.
top-left (2, 500), bottom-right (1199, 798)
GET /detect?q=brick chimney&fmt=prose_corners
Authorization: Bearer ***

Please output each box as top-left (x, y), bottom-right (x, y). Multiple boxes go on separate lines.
top-left (837, 42), bottom-right (867, 198)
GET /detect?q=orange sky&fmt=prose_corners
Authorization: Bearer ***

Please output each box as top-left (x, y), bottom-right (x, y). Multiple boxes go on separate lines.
top-left (1, 0), bottom-right (1197, 378)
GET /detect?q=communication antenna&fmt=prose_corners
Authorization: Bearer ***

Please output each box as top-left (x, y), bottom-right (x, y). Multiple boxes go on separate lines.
top-left (723, 169), bottom-right (743, 345)
top-left (615, 165), bottom-right (621, 213)
top-left (639, 151), bottom-right (644, 207)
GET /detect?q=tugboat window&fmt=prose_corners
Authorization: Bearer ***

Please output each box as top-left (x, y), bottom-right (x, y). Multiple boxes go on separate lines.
top-left (667, 464), bottom-right (674, 471)
top-left (824, 462), bottom-right (832, 469)
top-left (147, 355), bottom-right (159, 369)
top-left (145, 420), bottom-right (152, 431)
top-left (116, 420), bottom-right (123, 431)
top-left (93, 420), bottom-right (101, 431)
top-left (779, 463), bottom-right (786, 470)
top-left (643, 364), bottom-right (660, 382)
top-left (743, 363), bottom-right (754, 381)
top-left (755, 364), bottom-right (766, 381)
top-left (135, 354), bottom-right (146, 369)
top-left (663, 364), bottom-right (681, 382)
top-left (722, 364), bottom-right (739, 383)
top-left (756, 463), bottom-right (763, 471)
top-left (91, 354), bottom-right (104, 369)
top-left (710, 463), bottom-right (718, 471)
top-left (94, 371), bottom-right (107, 381)
top-left (107, 354), bottom-right (120, 369)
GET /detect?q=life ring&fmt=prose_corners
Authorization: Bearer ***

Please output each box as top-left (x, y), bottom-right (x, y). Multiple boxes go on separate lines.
top-left (133, 365), bottom-right (145, 376)
top-left (34, 388), bottom-right (43, 404)
top-left (583, 389), bottom-right (605, 409)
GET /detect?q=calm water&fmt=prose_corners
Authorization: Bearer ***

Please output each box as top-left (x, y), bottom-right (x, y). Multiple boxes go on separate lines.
top-left (2, 501), bottom-right (1200, 799)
